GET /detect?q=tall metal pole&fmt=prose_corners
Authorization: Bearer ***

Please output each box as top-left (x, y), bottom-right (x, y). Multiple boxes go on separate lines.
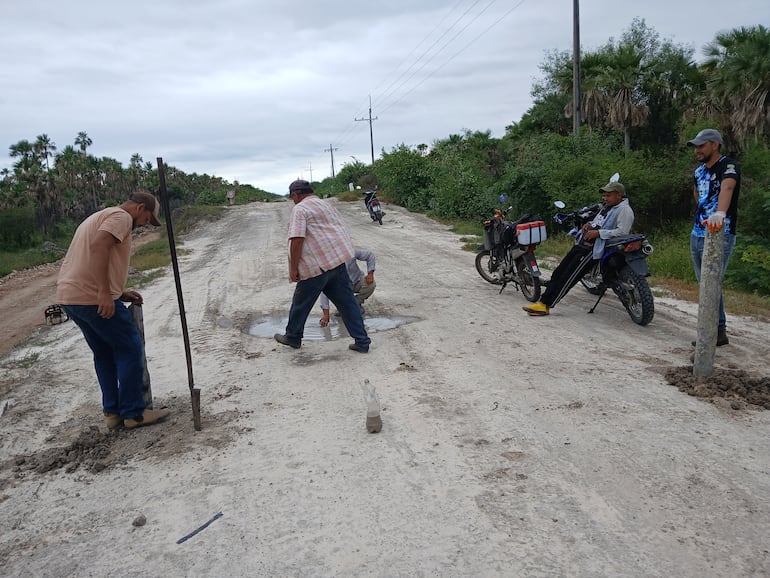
top-left (157, 157), bottom-right (201, 430)
top-left (355, 94), bottom-right (378, 165)
top-left (572, 0), bottom-right (581, 136)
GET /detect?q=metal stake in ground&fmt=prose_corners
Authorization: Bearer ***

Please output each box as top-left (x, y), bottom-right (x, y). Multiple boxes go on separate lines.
top-left (157, 157), bottom-right (201, 430)
top-left (693, 225), bottom-right (725, 378)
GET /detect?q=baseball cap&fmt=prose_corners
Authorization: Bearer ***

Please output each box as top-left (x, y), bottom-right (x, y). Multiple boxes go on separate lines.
top-left (687, 128), bottom-right (723, 146)
top-left (289, 179), bottom-right (314, 194)
top-left (599, 182), bottom-right (626, 196)
top-left (130, 191), bottom-right (161, 226)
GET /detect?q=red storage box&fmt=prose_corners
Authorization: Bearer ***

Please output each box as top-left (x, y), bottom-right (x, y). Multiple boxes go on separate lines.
top-left (516, 221), bottom-right (547, 245)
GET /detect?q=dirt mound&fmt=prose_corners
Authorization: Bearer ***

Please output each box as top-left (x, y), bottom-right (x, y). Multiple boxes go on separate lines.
top-left (665, 366), bottom-right (770, 410)
top-left (1, 394), bottom-right (241, 491)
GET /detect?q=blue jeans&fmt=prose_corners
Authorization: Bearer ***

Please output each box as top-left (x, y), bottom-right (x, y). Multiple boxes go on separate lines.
top-left (62, 302), bottom-right (146, 419)
top-left (285, 264), bottom-right (371, 350)
top-left (690, 233), bottom-right (736, 331)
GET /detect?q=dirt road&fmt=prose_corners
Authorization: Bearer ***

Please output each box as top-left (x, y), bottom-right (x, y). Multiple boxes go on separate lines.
top-left (1, 200), bottom-right (768, 576)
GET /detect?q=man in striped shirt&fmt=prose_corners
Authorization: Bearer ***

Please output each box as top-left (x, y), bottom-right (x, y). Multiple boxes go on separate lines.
top-left (274, 180), bottom-right (371, 353)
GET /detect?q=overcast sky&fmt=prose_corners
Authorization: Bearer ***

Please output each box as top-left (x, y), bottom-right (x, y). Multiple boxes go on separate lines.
top-left (2, 1), bottom-right (767, 194)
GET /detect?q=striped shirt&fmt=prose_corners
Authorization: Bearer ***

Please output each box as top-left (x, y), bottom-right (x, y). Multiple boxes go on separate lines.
top-left (287, 196), bottom-right (355, 280)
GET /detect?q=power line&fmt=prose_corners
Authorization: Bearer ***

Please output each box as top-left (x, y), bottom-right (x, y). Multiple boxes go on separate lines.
top-left (380, 0), bottom-right (526, 116)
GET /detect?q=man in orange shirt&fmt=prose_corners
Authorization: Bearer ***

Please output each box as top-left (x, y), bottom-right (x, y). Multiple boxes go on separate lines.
top-left (57, 191), bottom-right (170, 430)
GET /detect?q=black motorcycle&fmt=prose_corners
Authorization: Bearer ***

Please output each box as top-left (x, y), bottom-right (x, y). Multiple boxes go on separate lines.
top-left (475, 204), bottom-right (545, 302)
top-left (363, 190), bottom-right (384, 225)
top-left (553, 200), bottom-right (655, 325)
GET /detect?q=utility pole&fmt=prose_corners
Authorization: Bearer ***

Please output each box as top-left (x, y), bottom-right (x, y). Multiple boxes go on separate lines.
top-left (324, 144), bottom-right (339, 178)
top-left (305, 161), bottom-right (313, 183)
top-left (572, 0), bottom-right (581, 136)
top-left (355, 94), bottom-right (378, 165)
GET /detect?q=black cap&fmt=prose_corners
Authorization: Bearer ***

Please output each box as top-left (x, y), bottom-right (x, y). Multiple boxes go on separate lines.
top-left (289, 180), bottom-right (314, 194)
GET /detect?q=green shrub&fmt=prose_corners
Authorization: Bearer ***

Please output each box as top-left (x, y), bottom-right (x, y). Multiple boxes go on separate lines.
top-left (0, 207), bottom-right (39, 249)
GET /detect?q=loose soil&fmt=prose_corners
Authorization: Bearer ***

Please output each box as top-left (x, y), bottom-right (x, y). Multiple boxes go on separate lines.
top-left (1, 201), bottom-right (768, 577)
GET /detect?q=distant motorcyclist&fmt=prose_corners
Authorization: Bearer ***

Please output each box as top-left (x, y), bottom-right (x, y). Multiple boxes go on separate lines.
top-left (523, 181), bottom-right (633, 317)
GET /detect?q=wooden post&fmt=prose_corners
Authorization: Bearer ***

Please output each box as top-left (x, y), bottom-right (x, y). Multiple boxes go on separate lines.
top-left (693, 226), bottom-right (724, 377)
top-left (129, 303), bottom-right (153, 409)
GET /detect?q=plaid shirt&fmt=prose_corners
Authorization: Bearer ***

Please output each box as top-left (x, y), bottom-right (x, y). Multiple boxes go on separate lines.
top-left (287, 196), bottom-right (354, 279)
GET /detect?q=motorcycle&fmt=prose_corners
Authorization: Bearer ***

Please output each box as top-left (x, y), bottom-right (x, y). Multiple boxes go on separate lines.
top-left (363, 190), bottom-right (384, 225)
top-left (475, 199), bottom-right (545, 302)
top-left (552, 198), bottom-right (655, 325)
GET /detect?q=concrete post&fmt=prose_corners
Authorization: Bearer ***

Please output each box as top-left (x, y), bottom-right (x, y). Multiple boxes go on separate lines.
top-left (129, 303), bottom-right (154, 408)
top-left (693, 226), bottom-right (724, 377)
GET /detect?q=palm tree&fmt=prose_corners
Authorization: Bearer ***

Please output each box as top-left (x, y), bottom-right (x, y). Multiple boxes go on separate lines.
top-left (33, 134), bottom-right (59, 225)
top-left (74, 131), bottom-right (92, 154)
top-left (601, 43), bottom-right (650, 152)
top-left (701, 25), bottom-right (770, 145)
top-left (129, 153), bottom-right (144, 189)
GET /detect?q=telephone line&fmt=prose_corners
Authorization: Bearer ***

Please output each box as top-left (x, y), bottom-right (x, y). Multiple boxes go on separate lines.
top-left (379, 0), bottom-right (524, 116)
top-left (377, 0), bottom-right (500, 115)
top-left (376, 0), bottom-right (486, 109)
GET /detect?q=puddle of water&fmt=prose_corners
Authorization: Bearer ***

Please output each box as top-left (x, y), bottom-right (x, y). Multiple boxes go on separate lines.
top-left (241, 312), bottom-right (419, 342)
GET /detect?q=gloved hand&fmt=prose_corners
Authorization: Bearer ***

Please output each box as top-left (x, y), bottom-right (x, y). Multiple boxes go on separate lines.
top-left (704, 211), bottom-right (726, 231)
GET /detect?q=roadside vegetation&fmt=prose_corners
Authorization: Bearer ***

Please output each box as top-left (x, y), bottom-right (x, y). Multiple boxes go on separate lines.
top-left (1, 20), bottom-right (768, 318)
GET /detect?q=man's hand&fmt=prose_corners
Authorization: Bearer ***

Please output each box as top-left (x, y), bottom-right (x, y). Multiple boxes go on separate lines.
top-left (704, 211), bottom-right (726, 231)
top-left (120, 290), bottom-right (143, 305)
top-left (365, 271), bottom-right (374, 285)
top-left (319, 309), bottom-right (331, 327)
top-left (97, 291), bottom-right (115, 319)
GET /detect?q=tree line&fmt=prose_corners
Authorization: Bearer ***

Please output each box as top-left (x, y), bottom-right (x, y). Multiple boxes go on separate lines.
top-left (0, 131), bottom-right (273, 248)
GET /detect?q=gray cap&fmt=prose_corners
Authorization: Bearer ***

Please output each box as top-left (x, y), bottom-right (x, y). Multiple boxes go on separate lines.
top-left (687, 128), bottom-right (723, 146)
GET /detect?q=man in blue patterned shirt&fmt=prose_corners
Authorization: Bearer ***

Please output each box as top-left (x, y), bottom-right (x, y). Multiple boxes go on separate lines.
top-left (687, 128), bottom-right (741, 346)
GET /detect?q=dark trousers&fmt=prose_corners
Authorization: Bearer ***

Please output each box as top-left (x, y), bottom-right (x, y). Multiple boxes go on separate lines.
top-left (541, 245), bottom-right (596, 307)
top-left (285, 264), bottom-right (371, 348)
top-left (62, 302), bottom-right (146, 419)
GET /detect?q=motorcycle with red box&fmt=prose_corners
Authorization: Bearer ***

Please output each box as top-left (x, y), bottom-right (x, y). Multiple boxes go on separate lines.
top-left (475, 197), bottom-right (545, 302)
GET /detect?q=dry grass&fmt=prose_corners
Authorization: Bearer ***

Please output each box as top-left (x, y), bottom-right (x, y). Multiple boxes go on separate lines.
top-left (653, 276), bottom-right (770, 321)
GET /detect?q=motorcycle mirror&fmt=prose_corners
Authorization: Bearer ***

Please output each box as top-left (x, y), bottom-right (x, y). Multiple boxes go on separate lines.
top-left (554, 200), bottom-right (566, 209)
top-left (609, 172), bottom-right (620, 183)
top-left (498, 194), bottom-right (508, 203)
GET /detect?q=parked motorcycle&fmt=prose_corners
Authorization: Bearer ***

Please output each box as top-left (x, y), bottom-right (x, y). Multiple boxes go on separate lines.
top-left (552, 199), bottom-right (655, 325)
top-left (363, 190), bottom-right (384, 225)
top-left (475, 200), bottom-right (545, 302)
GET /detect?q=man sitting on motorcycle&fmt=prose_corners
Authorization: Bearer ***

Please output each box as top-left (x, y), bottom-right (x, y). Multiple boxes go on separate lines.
top-left (523, 181), bottom-right (633, 316)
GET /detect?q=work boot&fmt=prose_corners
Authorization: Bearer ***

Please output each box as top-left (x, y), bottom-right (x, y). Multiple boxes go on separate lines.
top-left (104, 412), bottom-right (123, 430)
top-left (274, 333), bottom-right (301, 349)
top-left (691, 330), bottom-right (729, 347)
top-left (523, 302), bottom-right (550, 316)
top-left (124, 408), bottom-right (170, 430)
top-left (349, 343), bottom-right (369, 353)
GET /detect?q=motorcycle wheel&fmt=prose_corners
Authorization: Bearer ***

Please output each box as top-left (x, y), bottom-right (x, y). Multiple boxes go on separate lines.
top-left (580, 263), bottom-right (604, 295)
top-left (615, 266), bottom-right (655, 326)
top-left (475, 250), bottom-right (502, 285)
top-left (515, 258), bottom-right (541, 302)
top-left (377, 214), bottom-right (382, 225)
